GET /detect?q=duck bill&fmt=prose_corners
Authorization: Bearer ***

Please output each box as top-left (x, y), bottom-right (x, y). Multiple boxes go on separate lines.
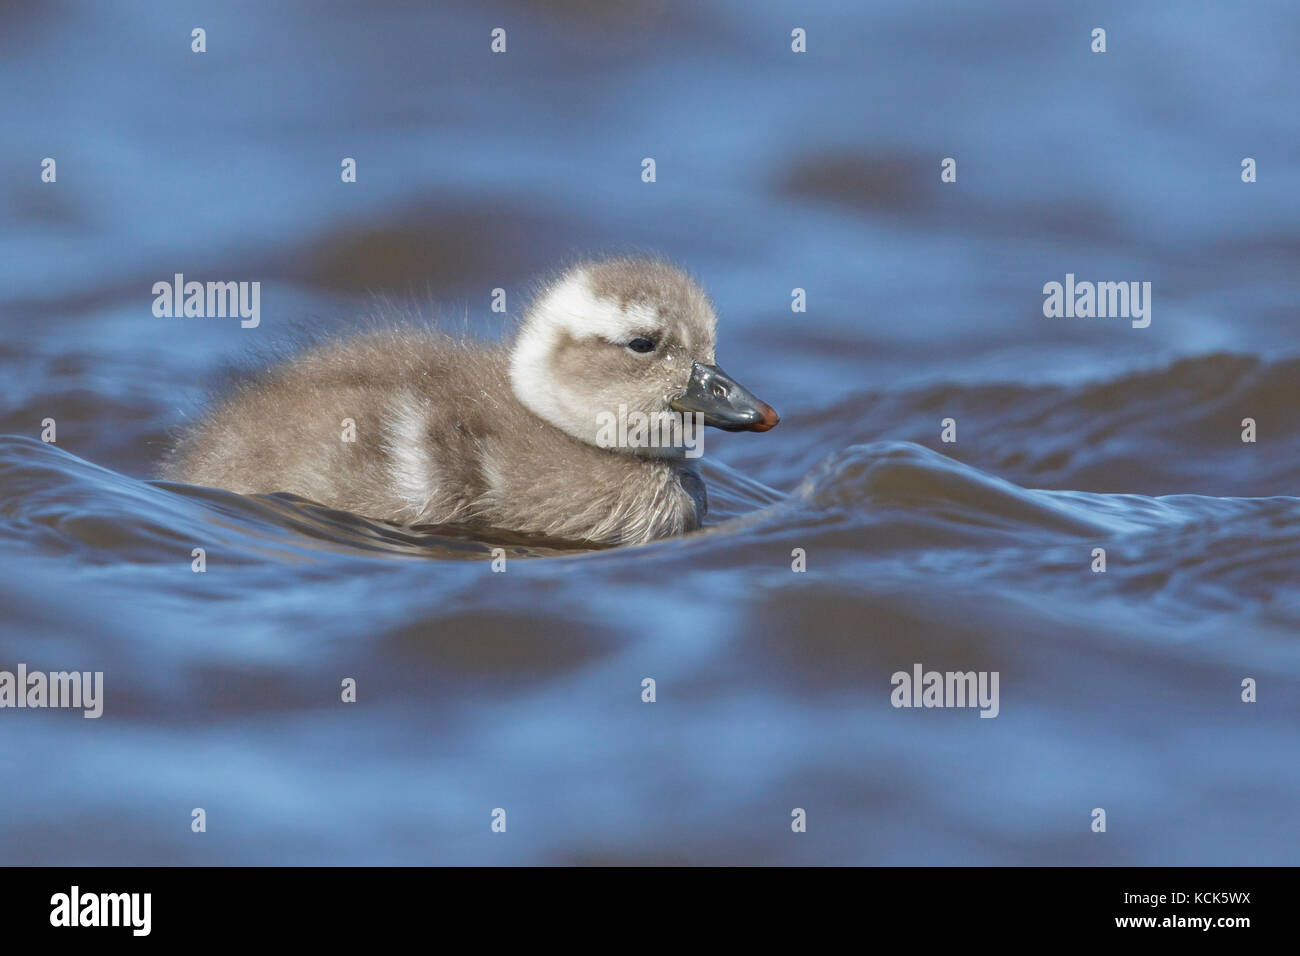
top-left (670, 362), bottom-right (780, 432)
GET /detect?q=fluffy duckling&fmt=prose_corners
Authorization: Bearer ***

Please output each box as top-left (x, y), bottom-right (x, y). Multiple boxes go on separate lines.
top-left (163, 258), bottom-right (778, 545)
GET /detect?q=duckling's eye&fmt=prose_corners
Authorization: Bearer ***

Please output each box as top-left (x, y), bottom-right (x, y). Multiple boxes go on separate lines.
top-left (627, 337), bottom-right (656, 354)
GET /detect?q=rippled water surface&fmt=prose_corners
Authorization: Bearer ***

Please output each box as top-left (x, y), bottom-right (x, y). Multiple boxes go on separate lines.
top-left (2, 0), bottom-right (1298, 864)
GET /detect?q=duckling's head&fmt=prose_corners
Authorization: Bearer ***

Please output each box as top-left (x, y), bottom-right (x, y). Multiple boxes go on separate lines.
top-left (510, 258), bottom-right (779, 455)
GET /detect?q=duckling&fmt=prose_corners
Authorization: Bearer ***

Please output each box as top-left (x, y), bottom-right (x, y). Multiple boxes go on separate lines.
top-left (163, 258), bottom-right (778, 545)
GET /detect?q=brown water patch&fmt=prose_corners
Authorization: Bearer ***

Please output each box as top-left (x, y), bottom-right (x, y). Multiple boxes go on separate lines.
top-left (778, 149), bottom-right (929, 215)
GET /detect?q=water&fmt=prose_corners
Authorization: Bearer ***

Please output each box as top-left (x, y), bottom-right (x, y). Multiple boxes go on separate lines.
top-left (2, 0), bottom-right (1298, 864)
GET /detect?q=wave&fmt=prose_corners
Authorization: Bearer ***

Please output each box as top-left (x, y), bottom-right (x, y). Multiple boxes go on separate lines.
top-left (753, 353), bottom-right (1300, 499)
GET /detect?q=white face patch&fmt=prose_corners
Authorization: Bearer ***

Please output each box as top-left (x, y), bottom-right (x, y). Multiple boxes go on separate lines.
top-left (510, 271), bottom-right (659, 446)
top-left (509, 264), bottom-right (722, 451)
top-left (528, 271), bottom-right (656, 344)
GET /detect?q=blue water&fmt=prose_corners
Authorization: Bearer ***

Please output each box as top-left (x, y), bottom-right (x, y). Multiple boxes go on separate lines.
top-left (1, 0), bottom-right (1298, 864)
